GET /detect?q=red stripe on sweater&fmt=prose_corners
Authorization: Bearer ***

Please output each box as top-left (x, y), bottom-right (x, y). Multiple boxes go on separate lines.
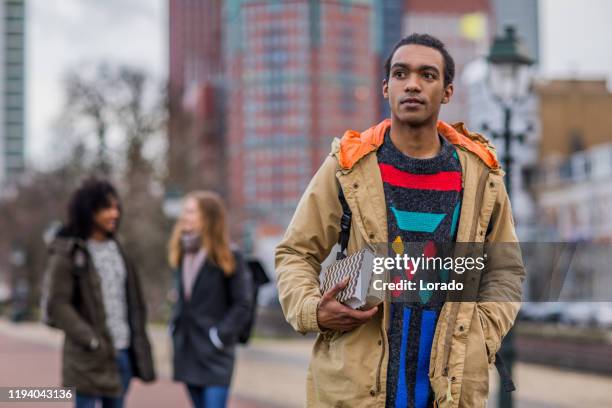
top-left (379, 163), bottom-right (461, 191)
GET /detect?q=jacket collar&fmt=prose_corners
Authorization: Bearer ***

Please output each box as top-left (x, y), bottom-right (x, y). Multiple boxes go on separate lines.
top-left (332, 119), bottom-right (504, 249)
top-left (335, 119), bottom-right (500, 172)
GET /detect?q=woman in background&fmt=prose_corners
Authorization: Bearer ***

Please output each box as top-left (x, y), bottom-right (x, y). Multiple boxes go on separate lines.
top-left (44, 178), bottom-right (155, 408)
top-left (168, 191), bottom-right (252, 408)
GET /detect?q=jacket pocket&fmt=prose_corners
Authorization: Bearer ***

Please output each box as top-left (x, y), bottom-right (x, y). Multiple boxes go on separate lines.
top-left (454, 307), bottom-right (490, 403)
top-left (63, 337), bottom-right (117, 392)
top-left (329, 329), bottom-right (349, 344)
top-left (319, 328), bottom-right (341, 344)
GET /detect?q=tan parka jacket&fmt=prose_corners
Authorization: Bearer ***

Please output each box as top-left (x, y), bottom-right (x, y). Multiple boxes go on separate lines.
top-left (276, 119), bottom-right (525, 407)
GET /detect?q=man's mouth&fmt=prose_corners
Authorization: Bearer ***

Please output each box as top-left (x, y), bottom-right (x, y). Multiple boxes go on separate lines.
top-left (399, 96), bottom-right (425, 106)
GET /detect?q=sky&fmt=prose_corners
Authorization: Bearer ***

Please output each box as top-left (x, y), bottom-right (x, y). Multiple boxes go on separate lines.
top-left (26, 0), bottom-right (167, 167)
top-left (25, 0), bottom-right (612, 166)
top-left (539, 0), bottom-right (612, 80)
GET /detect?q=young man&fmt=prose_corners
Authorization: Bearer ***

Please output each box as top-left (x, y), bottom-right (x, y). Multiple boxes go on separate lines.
top-left (44, 178), bottom-right (155, 408)
top-left (275, 34), bottom-right (525, 407)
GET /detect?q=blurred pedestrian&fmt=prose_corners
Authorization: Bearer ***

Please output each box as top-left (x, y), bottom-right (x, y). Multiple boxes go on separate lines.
top-left (44, 178), bottom-right (156, 408)
top-left (168, 191), bottom-right (252, 408)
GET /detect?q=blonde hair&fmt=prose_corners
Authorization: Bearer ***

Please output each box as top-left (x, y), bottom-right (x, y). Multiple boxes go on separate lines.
top-left (168, 191), bottom-right (236, 276)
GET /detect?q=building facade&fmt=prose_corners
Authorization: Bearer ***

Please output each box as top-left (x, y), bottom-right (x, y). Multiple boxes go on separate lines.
top-left (533, 79), bottom-right (612, 242)
top-left (0, 0), bottom-right (25, 188)
top-left (535, 143), bottom-right (612, 242)
top-left (226, 0), bottom-right (379, 237)
top-left (375, 0), bottom-right (405, 119)
top-left (537, 79), bottom-right (612, 159)
top-left (168, 0), bottom-right (226, 195)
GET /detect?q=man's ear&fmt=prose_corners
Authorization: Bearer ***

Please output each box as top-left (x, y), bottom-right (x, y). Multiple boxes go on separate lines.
top-left (442, 83), bottom-right (454, 104)
top-left (382, 78), bottom-right (389, 99)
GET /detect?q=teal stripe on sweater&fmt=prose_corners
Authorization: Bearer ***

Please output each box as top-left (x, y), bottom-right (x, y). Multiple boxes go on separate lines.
top-left (390, 207), bottom-right (446, 233)
top-left (450, 201), bottom-right (461, 238)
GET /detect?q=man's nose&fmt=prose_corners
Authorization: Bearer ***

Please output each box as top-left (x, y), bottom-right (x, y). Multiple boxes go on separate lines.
top-left (404, 74), bottom-right (421, 93)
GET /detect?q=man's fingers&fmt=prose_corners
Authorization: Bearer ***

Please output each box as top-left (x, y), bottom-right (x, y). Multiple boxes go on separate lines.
top-left (346, 306), bottom-right (378, 321)
top-left (337, 319), bottom-right (371, 331)
top-left (327, 309), bottom-right (378, 331)
top-left (324, 276), bottom-right (350, 298)
top-left (323, 301), bottom-right (378, 323)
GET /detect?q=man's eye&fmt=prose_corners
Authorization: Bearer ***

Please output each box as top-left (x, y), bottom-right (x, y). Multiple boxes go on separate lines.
top-left (423, 72), bottom-right (436, 80)
top-left (393, 71), bottom-right (405, 79)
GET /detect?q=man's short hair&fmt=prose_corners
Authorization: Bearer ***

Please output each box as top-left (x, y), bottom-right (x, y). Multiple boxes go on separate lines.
top-left (384, 33), bottom-right (455, 87)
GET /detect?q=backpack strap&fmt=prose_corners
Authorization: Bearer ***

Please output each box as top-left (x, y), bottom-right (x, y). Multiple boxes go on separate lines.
top-left (495, 352), bottom-right (516, 392)
top-left (337, 186), bottom-right (352, 260)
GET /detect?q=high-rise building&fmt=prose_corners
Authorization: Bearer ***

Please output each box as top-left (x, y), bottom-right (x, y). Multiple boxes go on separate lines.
top-left (375, 0), bottom-right (405, 119)
top-left (226, 0), bottom-right (379, 237)
top-left (0, 0), bottom-right (25, 188)
top-left (403, 0), bottom-right (492, 123)
top-left (378, 0), bottom-right (405, 59)
top-left (167, 0), bottom-right (225, 195)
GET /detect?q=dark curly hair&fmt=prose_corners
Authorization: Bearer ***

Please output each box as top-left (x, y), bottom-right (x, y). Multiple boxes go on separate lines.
top-left (65, 178), bottom-right (121, 239)
top-left (384, 33), bottom-right (455, 87)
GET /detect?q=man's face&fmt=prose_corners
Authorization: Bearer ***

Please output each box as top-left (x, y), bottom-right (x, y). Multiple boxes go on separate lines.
top-left (92, 196), bottom-right (120, 235)
top-left (383, 44), bottom-right (453, 127)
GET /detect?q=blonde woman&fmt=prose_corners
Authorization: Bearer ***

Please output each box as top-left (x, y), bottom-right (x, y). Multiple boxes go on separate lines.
top-left (168, 191), bottom-right (252, 408)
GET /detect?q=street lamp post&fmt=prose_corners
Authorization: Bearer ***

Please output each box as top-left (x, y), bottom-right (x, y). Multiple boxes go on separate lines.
top-left (486, 25), bottom-right (534, 408)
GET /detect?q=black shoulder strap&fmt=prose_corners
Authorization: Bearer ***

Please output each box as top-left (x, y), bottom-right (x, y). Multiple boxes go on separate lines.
top-left (337, 186), bottom-right (352, 260)
top-left (495, 353), bottom-right (516, 392)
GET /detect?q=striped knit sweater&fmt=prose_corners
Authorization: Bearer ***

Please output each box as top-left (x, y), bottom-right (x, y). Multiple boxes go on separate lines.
top-left (378, 129), bottom-right (462, 408)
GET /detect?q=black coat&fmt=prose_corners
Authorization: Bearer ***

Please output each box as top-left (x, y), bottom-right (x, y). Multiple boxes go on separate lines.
top-left (170, 251), bottom-right (253, 387)
top-left (45, 233), bottom-right (156, 397)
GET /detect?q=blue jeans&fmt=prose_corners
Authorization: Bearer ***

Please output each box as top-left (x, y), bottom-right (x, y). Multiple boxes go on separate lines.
top-left (186, 385), bottom-right (229, 408)
top-left (75, 349), bottom-right (133, 408)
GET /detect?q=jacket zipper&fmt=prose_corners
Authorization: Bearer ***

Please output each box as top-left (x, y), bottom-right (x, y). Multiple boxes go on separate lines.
top-left (440, 167), bottom-right (490, 401)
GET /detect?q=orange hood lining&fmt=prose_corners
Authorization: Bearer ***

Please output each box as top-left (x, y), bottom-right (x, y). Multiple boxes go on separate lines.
top-left (338, 119), bottom-right (499, 170)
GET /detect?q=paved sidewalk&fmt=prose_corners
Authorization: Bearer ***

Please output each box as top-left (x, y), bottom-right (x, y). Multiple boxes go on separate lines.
top-left (0, 333), bottom-right (193, 408)
top-left (0, 320), bottom-right (280, 408)
top-left (1, 320), bottom-right (612, 407)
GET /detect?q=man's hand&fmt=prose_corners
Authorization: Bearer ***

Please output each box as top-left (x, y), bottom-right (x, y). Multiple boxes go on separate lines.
top-left (317, 277), bottom-right (378, 331)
